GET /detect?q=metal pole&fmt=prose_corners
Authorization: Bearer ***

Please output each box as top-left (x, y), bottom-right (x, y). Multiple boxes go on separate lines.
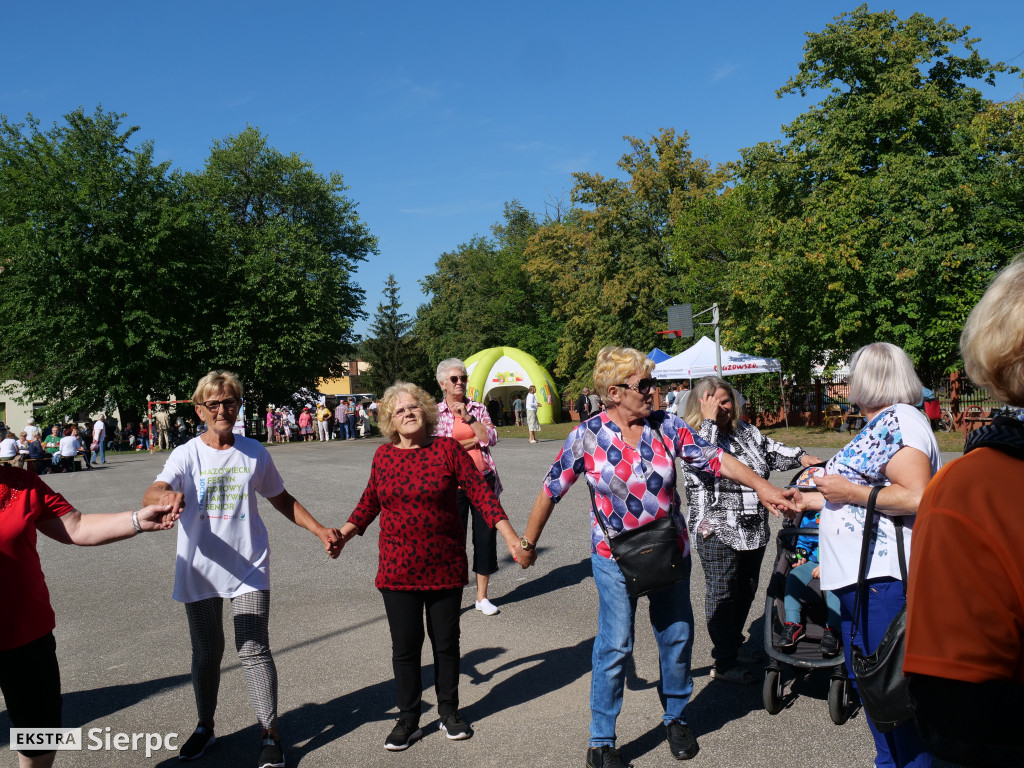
top-left (713, 303), bottom-right (722, 373)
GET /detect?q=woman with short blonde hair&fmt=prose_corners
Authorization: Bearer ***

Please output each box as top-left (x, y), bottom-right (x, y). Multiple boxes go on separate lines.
top-left (517, 345), bottom-right (797, 767)
top-left (337, 381), bottom-right (521, 750)
top-left (960, 258), bottom-right (1024, 405)
top-left (144, 370), bottom-right (341, 766)
top-left (379, 382), bottom-right (440, 442)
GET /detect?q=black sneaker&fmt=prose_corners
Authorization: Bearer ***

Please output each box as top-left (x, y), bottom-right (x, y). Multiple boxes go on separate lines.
top-left (439, 711), bottom-right (472, 740)
top-left (384, 719), bottom-right (422, 751)
top-left (780, 622), bottom-right (805, 651)
top-left (820, 626), bottom-right (841, 658)
top-left (586, 745), bottom-right (633, 768)
top-left (257, 735), bottom-right (285, 768)
top-left (666, 720), bottom-right (699, 760)
top-left (179, 725), bottom-right (215, 760)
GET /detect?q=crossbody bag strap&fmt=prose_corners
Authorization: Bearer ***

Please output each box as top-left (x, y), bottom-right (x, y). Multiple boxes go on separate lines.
top-left (850, 485), bottom-right (883, 643)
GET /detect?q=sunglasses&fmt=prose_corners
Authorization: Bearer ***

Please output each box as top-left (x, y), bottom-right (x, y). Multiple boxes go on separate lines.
top-left (201, 398), bottom-right (239, 411)
top-left (448, 375), bottom-right (469, 384)
top-left (615, 378), bottom-right (656, 395)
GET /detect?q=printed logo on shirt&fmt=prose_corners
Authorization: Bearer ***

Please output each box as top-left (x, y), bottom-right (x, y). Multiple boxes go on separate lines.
top-left (197, 466), bottom-right (252, 519)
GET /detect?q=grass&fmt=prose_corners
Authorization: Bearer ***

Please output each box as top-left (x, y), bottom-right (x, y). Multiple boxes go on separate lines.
top-left (496, 421), bottom-right (967, 453)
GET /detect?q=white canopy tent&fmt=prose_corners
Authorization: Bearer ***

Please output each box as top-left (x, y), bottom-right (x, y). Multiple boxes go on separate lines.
top-left (653, 336), bottom-right (788, 426)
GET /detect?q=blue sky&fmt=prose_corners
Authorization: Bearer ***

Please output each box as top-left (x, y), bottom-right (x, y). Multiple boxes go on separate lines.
top-left (4, 1), bottom-right (1021, 338)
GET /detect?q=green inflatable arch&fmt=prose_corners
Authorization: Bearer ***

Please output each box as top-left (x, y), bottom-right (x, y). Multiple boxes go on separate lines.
top-left (464, 347), bottom-right (560, 424)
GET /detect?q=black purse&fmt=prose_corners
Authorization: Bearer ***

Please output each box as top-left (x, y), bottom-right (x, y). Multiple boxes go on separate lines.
top-left (849, 485), bottom-right (913, 733)
top-left (586, 424), bottom-right (689, 598)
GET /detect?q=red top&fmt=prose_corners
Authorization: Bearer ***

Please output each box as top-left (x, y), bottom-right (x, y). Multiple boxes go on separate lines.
top-left (0, 467), bottom-right (75, 651)
top-left (349, 437), bottom-right (507, 590)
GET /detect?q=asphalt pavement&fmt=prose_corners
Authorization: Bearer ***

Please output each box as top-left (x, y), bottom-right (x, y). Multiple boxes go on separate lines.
top-left (2, 436), bottom-right (963, 767)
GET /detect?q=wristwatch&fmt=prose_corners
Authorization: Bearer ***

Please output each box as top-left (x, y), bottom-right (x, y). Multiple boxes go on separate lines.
top-left (464, 415), bottom-right (476, 425)
top-left (520, 537), bottom-right (534, 551)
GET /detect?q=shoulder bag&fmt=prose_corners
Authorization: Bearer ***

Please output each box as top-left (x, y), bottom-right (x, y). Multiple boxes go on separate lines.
top-left (587, 422), bottom-right (689, 598)
top-left (849, 485), bottom-right (912, 733)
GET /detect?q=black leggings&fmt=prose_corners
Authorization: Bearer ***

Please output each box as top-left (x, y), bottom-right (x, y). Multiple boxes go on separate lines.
top-left (380, 588), bottom-right (462, 722)
top-left (0, 632), bottom-right (62, 757)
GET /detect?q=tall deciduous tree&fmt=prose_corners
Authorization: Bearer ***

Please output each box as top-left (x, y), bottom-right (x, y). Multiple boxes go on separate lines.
top-left (0, 107), bottom-right (195, 424)
top-left (416, 201), bottom-right (559, 375)
top-left (184, 126), bottom-right (377, 406)
top-left (360, 275), bottom-right (430, 394)
top-left (725, 5), bottom-right (1022, 381)
top-left (525, 129), bottom-right (725, 386)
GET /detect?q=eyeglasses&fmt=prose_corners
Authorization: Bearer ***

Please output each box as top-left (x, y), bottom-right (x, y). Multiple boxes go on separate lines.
top-left (448, 375), bottom-right (468, 384)
top-left (392, 404), bottom-right (423, 419)
top-left (615, 378), bottom-right (656, 395)
top-left (201, 398), bottom-right (239, 411)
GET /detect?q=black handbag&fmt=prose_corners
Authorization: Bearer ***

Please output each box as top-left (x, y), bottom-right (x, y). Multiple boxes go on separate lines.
top-left (849, 485), bottom-right (913, 733)
top-left (586, 424), bottom-right (689, 598)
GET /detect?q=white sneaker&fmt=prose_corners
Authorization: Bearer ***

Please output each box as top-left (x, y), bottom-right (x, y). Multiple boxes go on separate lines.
top-left (475, 598), bottom-right (499, 616)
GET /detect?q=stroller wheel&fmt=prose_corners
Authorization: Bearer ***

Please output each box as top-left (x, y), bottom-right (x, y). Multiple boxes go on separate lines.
top-left (762, 668), bottom-right (784, 715)
top-left (828, 676), bottom-right (853, 725)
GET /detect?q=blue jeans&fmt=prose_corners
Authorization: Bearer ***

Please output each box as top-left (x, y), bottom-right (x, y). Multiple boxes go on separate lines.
top-left (836, 580), bottom-right (932, 768)
top-left (91, 438), bottom-right (105, 464)
top-left (590, 553), bottom-right (694, 747)
top-left (784, 560), bottom-right (841, 627)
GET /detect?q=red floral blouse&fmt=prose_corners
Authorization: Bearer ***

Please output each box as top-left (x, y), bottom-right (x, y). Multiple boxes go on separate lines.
top-left (349, 437), bottom-right (507, 590)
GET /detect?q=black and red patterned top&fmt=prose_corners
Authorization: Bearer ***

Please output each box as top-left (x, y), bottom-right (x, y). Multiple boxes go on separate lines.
top-left (349, 437), bottom-right (507, 590)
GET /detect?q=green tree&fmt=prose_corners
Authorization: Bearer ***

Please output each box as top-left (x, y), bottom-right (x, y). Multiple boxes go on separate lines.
top-left (184, 126), bottom-right (377, 406)
top-left (0, 107), bottom-right (196, 424)
top-left (724, 5), bottom-right (1022, 380)
top-left (525, 129), bottom-right (725, 386)
top-left (416, 201), bottom-right (559, 374)
top-left (360, 275), bottom-right (430, 394)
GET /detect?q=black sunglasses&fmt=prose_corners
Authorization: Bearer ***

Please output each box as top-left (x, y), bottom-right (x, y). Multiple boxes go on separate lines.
top-left (615, 378), bottom-right (656, 395)
top-left (448, 375), bottom-right (468, 384)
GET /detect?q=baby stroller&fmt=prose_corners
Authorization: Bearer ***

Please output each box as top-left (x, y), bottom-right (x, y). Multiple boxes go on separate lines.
top-left (761, 465), bottom-right (857, 724)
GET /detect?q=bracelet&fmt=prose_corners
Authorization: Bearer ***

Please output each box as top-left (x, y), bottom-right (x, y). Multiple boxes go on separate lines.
top-left (131, 509), bottom-right (143, 534)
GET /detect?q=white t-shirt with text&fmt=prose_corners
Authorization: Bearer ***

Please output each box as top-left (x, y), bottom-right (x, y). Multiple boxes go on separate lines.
top-left (156, 435), bottom-right (285, 602)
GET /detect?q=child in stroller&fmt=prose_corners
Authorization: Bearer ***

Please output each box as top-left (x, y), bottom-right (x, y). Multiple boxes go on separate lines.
top-left (762, 464), bottom-right (855, 723)
top-left (780, 507), bottom-right (841, 657)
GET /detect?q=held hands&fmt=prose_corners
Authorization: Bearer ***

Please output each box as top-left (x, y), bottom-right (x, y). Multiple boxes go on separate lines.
top-left (318, 527), bottom-right (344, 559)
top-left (757, 484), bottom-right (800, 519)
top-left (158, 490), bottom-right (185, 519)
top-left (136, 504), bottom-right (179, 531)
top-left (515, 543), bottom-right (537, 569)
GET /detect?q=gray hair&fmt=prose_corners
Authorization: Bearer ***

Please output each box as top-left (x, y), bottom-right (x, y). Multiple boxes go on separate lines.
top-left (848, 343), bottom-right (922, 410)
top-left (436, 358), bottom-right (466, 384)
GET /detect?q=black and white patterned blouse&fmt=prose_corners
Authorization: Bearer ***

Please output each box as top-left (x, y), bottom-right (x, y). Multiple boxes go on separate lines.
top-left (682, 419), bottom-right (805, 551)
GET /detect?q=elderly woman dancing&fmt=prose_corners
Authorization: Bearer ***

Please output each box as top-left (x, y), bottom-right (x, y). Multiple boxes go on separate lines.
top-left (515, 346), bottom-right (796, 768)
top-left (144, 370), bottom-right (341, 768)
top-left (336, 382), bottom-right (522, 752)
top-left (680, 376), bottom-right (821, 684)
top-left (784, 343), bottom-right (941, 768)
top-left (1, 466), bottom-right (175, 768)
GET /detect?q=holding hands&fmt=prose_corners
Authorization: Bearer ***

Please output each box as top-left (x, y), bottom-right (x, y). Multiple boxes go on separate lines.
top-left (135, 503), bottom-right (180, 531)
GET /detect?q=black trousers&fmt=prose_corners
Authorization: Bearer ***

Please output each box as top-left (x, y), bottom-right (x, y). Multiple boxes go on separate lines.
top-left (0, 632), bottom-right (62, 757)
top-left (456, 472), bottom-right (498, 576)
top-left (380, 588), bottom-right (462, 723)
top-left (693, 533), bottom-right (765, 670)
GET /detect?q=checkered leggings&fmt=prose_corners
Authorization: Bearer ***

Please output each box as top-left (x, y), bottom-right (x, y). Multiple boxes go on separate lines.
top-left (185, 589), bottom-right (278, 730)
